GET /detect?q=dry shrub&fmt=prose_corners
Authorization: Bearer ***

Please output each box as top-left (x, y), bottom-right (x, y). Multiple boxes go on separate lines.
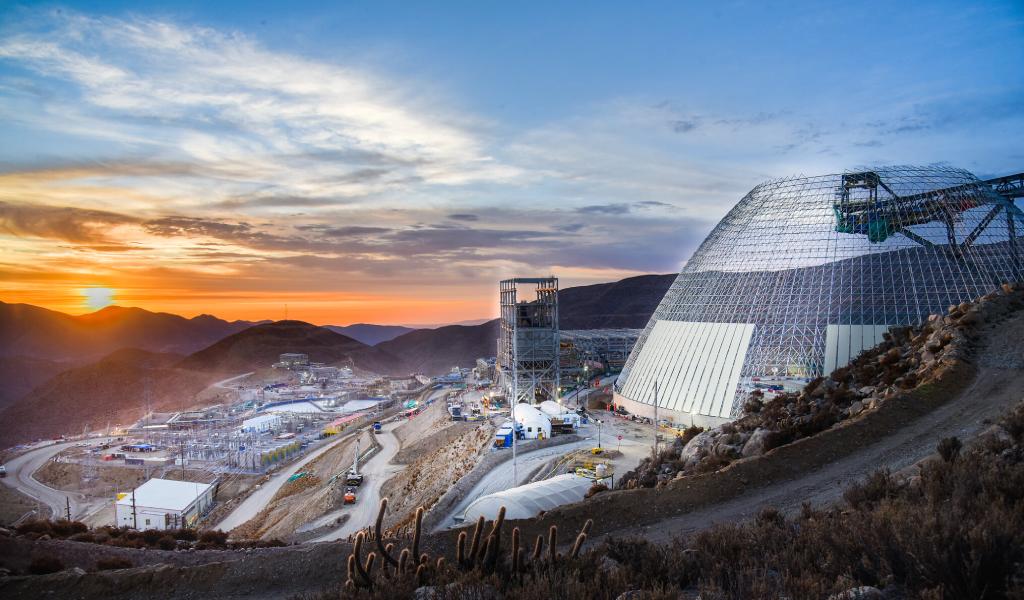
top-left (95, 556), bottom-right (133, 571)
top-left (28, 555), bottom-right (64, 575)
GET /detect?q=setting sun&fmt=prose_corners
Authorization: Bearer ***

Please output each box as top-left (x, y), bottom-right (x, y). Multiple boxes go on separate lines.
top-left (82, 287), bottom-right (115, 311)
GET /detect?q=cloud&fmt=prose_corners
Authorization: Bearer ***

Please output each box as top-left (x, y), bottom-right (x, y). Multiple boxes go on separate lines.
top-left (576, 203), bottom-right (632, 215)
top-left (0, 201), bottom-right (138, 244)
top-left (447, 213), bottom-right (479, 221)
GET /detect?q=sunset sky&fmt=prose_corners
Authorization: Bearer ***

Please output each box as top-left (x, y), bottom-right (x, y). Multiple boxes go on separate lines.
top-left (1, 1), bottom-right (1022, 325)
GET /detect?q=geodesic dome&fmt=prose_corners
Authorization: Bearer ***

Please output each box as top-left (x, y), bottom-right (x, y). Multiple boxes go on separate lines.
top-left (615, 165), bottom-right (1024, 427)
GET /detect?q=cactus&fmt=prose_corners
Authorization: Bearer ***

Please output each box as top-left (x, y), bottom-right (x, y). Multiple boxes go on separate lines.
top-left (375, 498), bottom-right (398, 567)
top-left (548, 525), bottom-right (558, 563)
top-left (570, 533), bottom-right (586, 559)
top-left (511, 527), bottom-right (521, 573)
top-left (456, 531), bottom-right (467, 567)
top-left (415, 563), bottom-right (426, 586)
top-left (412, 507), bottom-right (424, 563)
top-left (351, 532), bottom-right (373, 588)
top-left (398, 548), bottom-right (410, 574)
top-left (531, 534), bottom-right (543, 562)
top-left (469, 515), bottom-right (485, 563)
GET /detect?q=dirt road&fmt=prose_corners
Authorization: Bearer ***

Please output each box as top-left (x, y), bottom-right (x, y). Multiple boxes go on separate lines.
top-left (216, 431), bottom-right (359, 533)
top-left (310, 421), bottom-right (403, 541)
top-left (0, 440), bottom-right (109, 520)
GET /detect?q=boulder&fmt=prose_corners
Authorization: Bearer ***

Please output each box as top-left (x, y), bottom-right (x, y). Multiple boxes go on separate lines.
top-left (679, 431), bottom-right (715, 466)
top-left (848, 401), bottom-right (864, 416)
top-left (857, 386), bottom-right (876, 397)
top-left (741, 428), bottom-right (771, 457)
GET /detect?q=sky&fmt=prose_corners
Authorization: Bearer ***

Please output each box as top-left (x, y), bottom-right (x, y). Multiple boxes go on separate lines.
top-left (0, 1), bottom-right (1022, 325)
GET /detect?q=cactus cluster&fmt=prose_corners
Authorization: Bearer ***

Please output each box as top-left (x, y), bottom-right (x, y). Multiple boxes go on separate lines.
top-left (345, 497), bottom-right (592, 590)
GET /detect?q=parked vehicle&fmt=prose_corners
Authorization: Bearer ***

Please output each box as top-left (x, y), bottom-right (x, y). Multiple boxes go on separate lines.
top-left (343, 487), bottom-right (356, 504)
top-left (0, 465), bottom-right (6, 478)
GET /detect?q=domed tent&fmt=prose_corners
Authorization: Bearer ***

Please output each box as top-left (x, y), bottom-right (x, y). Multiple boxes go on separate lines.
top-left (615, 166), bottom-right (1024, 428)
top-left (538, 400), bottom-right (566, 417)
top-left (461, 473), bottom-right (593, 522)
top-left (511, 402), bottom-right (551, 439)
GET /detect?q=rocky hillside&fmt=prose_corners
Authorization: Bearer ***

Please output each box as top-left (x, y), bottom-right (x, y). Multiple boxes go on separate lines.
top-left (620, 283), bottom-right (1021, 489)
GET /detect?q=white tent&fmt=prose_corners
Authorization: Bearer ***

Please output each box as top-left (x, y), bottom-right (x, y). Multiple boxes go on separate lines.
top-left (538, 400), bottom-right (566, 417)
top-left (539, 400), bottom-right (580, 429)
top-left (461, 474), bottom-right (593, 521)
top-left (511, 403), bottom-right (551, 439)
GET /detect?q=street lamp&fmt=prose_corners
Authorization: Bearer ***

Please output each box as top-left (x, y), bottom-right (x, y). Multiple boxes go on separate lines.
top-left (595, 419), bottom-right (603, 450)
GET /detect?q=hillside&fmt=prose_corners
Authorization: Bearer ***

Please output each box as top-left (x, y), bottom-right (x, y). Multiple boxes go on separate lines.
top-left (0, 302), bottom-right (260, 362)
top-left (0, 349), bottom-right (215, 447)
top-left (558, 273), bottom-right (675, 329)
top-left (178, 321), bottom-right (399, 375)
top-left (374, 320), bottom-right (500, 375)
top-left (325, 324), bottom-right (416, 346)
top-left (0, 356), bottom-right (70, 412)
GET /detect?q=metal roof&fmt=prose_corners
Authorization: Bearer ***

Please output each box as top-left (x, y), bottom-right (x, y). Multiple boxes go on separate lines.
top-left (462, 474), bottom-right (592, 521)
top-left (116, 478), bottom-right (213, 512)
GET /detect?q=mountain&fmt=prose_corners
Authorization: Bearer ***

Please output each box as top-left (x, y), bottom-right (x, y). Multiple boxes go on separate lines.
top-left (558, 273), bottom-right (676, 329)
top-left (0, 348), bottom-right (215, 447)
top-left (178, 320), bottom-right (399, 375)
top-left (326, 324), bottom-right (416, 346)
top-left (0, 302), bottom-right (262, 362)
top-left (0, 356), bottom-right (70, 412)
top-left (375, 320), bottom-right (500, 375)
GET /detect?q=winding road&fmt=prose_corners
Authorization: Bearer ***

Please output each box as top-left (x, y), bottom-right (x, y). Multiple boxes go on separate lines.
top-left (1, 439), bottom-right (108, 520)
top-left (309, 421), bottom-right (403, 542)
top-left (216, 429), bottom-right (362, 533)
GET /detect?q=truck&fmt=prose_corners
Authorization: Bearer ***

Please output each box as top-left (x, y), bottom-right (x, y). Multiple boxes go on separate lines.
top-left (372, 421), bottom-right (382, 433)
top-left (345, 440), bottom-right (364, 486)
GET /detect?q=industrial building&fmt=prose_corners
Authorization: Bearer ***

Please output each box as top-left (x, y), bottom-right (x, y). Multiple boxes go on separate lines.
top-left (498, 277), bottom-right (560, 404)
top-left (275, 353), bottom-right (309, 369)
top-left (560, 328), bottom-right (642, 374)
top-left (616, 166), bottom-right (1024, 428)
top-left (115, 478), bottom-right (216, 530)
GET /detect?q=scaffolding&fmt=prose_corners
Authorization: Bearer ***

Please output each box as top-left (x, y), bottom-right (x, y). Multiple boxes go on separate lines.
top-left (498, 277), bottom-right (560, 404)
top-left (617, 165), bottom-right (1024, 425)
top-left (560, 329), bottom-right (642, 372)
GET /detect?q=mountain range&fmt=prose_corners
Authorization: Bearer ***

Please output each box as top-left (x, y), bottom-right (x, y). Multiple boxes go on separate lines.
top-left (0, 273), bottom-right (675, 446)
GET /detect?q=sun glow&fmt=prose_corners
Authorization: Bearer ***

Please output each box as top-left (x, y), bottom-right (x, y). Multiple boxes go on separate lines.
top-left (82, 287), bottom-right (115, 311)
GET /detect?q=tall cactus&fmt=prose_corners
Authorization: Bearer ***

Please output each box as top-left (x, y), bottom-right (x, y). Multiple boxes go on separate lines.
top-left (374, 498), bottom-right (398, 567)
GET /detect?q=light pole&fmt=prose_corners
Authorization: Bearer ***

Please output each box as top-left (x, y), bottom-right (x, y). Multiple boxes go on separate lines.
top-left (596, 419), bottom-right (603, 450)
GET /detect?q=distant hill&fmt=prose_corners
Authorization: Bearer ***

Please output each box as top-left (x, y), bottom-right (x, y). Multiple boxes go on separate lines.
top-left (0, 348), bottom-right (214, 447)
top-left (0, 356), bottom-right (70, 413)
top-left (559, 273), bottom-right (675, 329)
top-left (0, 302), bottom-right (262, 362)
top-left (178, 321), bottom-right (399, 375)
top-left (375, 320), bottom-right (500, 375)
top-left (326, 324), bottom-right (416, 346)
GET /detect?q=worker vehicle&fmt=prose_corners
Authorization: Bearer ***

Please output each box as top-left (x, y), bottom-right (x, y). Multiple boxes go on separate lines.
top-left (343, 487), bottom-right (356, 504)
top-left (372, 421), bottom-right (382, 433)
top-left (346, 440), bottom-right (364, 486)
top-left (0, 465), bottom-right (6, 478)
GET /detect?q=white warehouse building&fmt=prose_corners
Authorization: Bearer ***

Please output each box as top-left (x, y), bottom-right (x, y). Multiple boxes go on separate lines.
top-left (115, 478), bottom-right (216, 530)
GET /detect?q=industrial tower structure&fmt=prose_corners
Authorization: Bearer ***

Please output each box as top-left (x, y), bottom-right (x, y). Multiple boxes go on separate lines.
top-left (498, 277), bottom-right (560, 405)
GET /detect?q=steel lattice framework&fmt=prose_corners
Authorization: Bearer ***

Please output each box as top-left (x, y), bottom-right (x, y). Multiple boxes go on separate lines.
top-left (616, 165), bottom-right (1024, 426)
top-left (498, 277), bottom-right (561, 404)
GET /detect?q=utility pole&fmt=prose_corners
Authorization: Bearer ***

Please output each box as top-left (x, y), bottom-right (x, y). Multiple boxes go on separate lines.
top-left (131, 490), bottom-right (138, 529)
top-left (180, 440), bottom-right (186, 480)
top-left (65, 497), bottom-right (71, 521)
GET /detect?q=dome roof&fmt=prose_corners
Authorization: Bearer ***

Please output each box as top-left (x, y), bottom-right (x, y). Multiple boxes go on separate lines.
top-left (461, 474), bottom-right (592, 521)
top-left (617, 165), bottom-right (1024, 425)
